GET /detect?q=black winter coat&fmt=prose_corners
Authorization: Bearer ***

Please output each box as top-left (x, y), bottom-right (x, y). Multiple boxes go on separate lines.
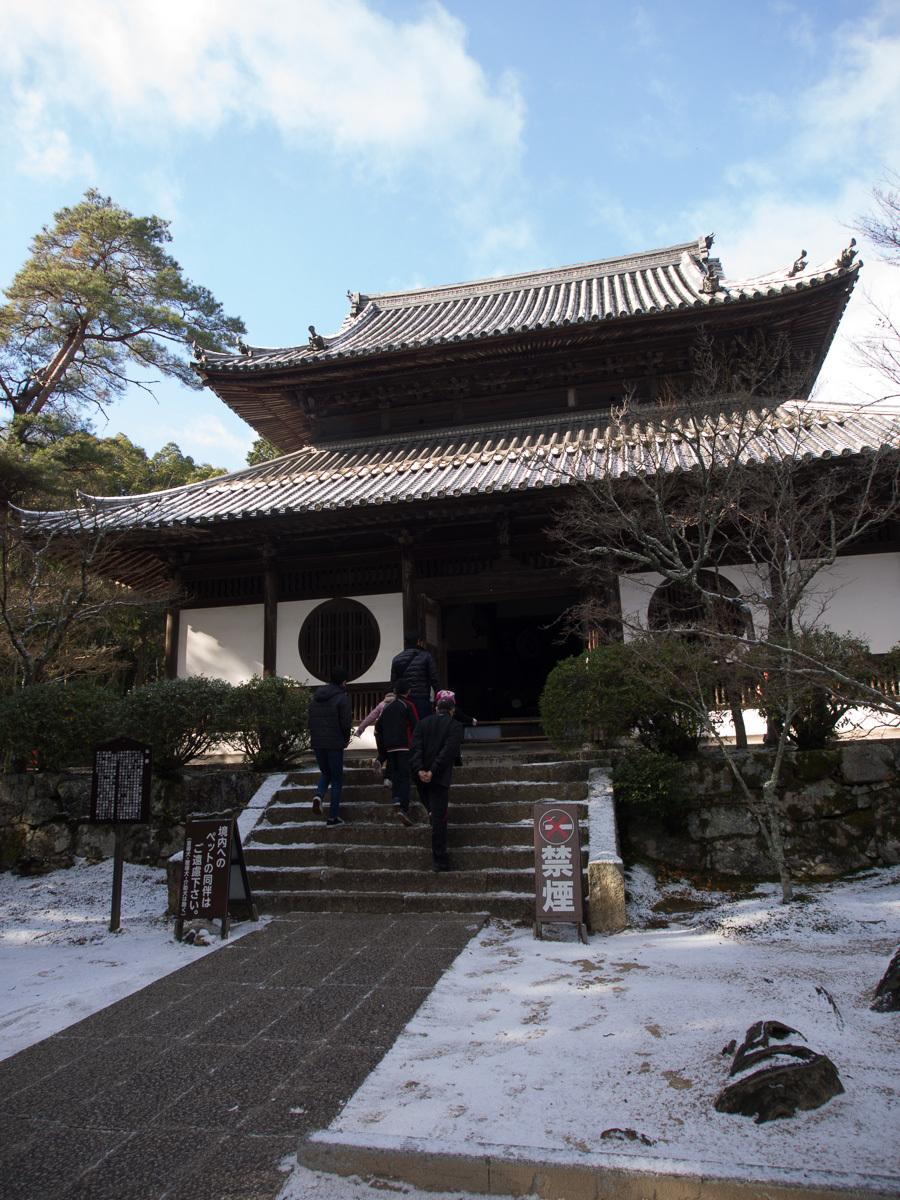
top-left (409, 712), bottom-right (464, 787)
top-left (375, 696), bottom-right (419, 757)
top-left (307, 684), bottom-right (352, 749)
top-left (390, 647), bottom-right (439, 698)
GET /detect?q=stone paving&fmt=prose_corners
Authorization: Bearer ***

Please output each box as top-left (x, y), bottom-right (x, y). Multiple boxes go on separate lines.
top-left (0, 911), bottom-right (484, 1200)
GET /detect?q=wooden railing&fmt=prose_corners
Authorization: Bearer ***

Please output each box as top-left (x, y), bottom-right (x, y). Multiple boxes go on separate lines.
top-left (712, 661), bottom-right (900, 709)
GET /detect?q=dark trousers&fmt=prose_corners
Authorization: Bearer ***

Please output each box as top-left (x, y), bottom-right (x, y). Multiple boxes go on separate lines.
top-left (410, 696), bottom-right (433, 719)
top-left (415, 780), bottom-right (450, 867)
top-left (386, 750), bottom-right (411, 813)
top-left (313, 747), bottom-right (344, 820)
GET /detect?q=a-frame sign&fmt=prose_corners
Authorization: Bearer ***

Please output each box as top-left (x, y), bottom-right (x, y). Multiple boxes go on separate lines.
top-left (174, 815), bottom-right (258, 941)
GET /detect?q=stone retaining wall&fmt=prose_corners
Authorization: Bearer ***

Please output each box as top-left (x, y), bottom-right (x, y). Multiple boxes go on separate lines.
top-left (621, 739), bottom-right (900, 878)
top-left (0, 769), bottom-right (264, 874)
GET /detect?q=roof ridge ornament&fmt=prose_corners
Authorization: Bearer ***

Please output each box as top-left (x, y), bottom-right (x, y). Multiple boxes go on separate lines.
top-left (191, 340), bottom-right (208, 365)
top-left (698, 232), bottom-right (715, 260)
top-left (836, 238), bottom-right (857, 269)
top-left (308, 325), bottom-right (326, 350)
top-left (347, 291), bottom-right (362, 317)
top-left (234, 336), bottom-right (251, 357)
top-left (701, 260), bottom-right (721, 294)
top-left (787, 250), bottom-right (808, 277)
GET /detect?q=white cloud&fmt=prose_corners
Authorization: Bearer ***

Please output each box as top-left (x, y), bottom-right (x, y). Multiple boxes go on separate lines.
top-left (6, 87), bottom-right (94, 179)
top-left (675, 19), bottom-right (900, 410)
top-left (0, 0), bottom-right (527, 259)
top-left (164, 416), bottom-right (254, 459)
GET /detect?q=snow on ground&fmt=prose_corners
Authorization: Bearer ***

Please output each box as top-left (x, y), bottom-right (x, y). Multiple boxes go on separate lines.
top-left (0, 857), bottom-right (264, 1059)
top-left (304, 867), bottom-right (900, 1195)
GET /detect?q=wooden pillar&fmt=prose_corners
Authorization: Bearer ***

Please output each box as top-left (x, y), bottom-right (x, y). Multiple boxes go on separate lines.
top-left (164, 567), bottom-right (182, 680)
top-left (399, 530), bottom-right (415, 631)
top-left (263, 547), bottom-right (278, 677)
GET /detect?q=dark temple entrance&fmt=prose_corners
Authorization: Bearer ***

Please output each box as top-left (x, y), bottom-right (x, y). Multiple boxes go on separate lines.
top-left (442, 595), bottom-right (582, 722)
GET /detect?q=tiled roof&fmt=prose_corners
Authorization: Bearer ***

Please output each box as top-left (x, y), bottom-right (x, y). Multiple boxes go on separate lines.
top-left (20, 404), bottom-right (900, 534)
top-left (197, 238), bottom-right (860, 374)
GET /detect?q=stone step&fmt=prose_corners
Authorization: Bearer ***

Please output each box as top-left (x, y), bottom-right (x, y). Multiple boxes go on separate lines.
top-left (288, 760), bottom-right (590, 783)
top-left (245, 843), bottom-right (586, 872)
top-left (250, 821), bottom-right (538, 848)
top-left (263, 799), bottom-right (589, 826)
top-left (245, 864), bottom-right (544, 895)
top-left (252, 890), bottom-right (534, 919)
top-left (274, 779), bottom-right (588, 806)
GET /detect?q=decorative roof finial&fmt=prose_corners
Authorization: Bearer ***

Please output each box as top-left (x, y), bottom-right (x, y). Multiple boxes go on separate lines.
top-left (191, 340), bottom-right (208, 365)
top-left (234, 336), bottom-right (251, 357)
top-left (701, 261), bottom-right (721, 294)
top-left (698, 232), bottom-right (715, 259)
top-left (787, 250), bottom-right (808, 277)
top-left (308, 325), bottom-right (326, 350)
top-left (836, 238), bottom-right (857, 269)
top-left (347, 290), bottom-right (362, 317)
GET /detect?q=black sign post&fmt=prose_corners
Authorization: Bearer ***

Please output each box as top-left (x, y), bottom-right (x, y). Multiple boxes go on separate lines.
top-left (91, 737), bottom-right (153, 933)
top-left (175, 816), bottom-right (258, 942)
top-left (533, 801), bottom-right (588, 944)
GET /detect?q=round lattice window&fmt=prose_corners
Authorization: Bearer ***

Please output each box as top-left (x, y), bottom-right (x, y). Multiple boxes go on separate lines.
top-left (298, 598), bottom-right (380, 681)
top-left (647, 570), bottom-right (749, 637)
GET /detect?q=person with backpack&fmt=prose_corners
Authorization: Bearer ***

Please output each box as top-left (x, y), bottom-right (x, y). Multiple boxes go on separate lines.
top-left (409, 695), bottom-right (465, 872)
top-left (390, 629), bottom-right (439, 718)
top-left (307, 665), bottom-right (352, 827)
top-left (374, 678), bottom-right (419, 826)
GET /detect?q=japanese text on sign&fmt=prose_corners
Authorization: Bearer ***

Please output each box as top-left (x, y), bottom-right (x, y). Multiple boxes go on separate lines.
top-left (533, 802), bottom-right (584, 925)
top-left (91, 738), bottom-right (152, 825)
top-left (178, 819), bottom-right (233, 923)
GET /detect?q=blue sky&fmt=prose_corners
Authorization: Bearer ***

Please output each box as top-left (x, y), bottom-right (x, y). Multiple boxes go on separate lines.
top-left (2, 0), bottom-right (898, 471)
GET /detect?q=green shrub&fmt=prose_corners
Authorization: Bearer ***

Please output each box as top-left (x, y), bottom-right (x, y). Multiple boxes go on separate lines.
top-left (540, 640), bottom-right (708, 757)
top-left (0, 681), bottom-right (122, 772)
top-left (223, 675), bottom-right (310, 770)
top-left (754, 629), bottom-right (873, 750)
top-left (539, 645), bottom-right (647, 752)
top-left (122, 676), bottom-right (233, 777)
top-left (612, 744), bottom-right (684, 817)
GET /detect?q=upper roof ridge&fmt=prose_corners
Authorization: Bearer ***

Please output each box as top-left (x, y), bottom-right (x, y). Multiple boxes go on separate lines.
top-left (362, 238), bottom-right (704, 309)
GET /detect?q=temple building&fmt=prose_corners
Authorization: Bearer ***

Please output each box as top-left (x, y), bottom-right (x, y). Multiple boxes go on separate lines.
top-left (23, 234), bottom-right (900, 729)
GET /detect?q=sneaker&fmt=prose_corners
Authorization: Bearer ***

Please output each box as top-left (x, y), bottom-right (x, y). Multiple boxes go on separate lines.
top-left (396, 809), bottom-right (413, 827)
top-left (326, 816), bottom-right (345, 827)
top-left (312, 794), bottom-right (323, 816)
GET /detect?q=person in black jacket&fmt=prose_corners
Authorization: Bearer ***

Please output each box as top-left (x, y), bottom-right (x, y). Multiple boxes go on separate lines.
top-left (307, 666), bottom-right (352, 826)
top-left (390, 629), bottom-right (439, 718)
top-left (409, 696), bottom-right (465, 871)
top-left (374, 678), bottom-right (419, 826)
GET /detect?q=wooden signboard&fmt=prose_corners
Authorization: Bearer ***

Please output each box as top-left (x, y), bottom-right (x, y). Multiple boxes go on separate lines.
top-left (533, 801), bottom-right (588, 944)
top-left (91, 737), bottom-right (152, 825)
top-left (90, 737), bottom-right (153, 934)
top-left (175, 817), bottom-right (258, 941)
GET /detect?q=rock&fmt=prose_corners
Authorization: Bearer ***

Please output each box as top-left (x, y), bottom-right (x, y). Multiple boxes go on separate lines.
top-left (714, 1020), bottom-right (843, 1124)
top-left (840, 744), bottom-right (894, 785)
top-left (600, 1128), bottom-right (654, 1146)
top-left (871, 947), bottom-right (900, 1012)
top-left (74, 824), bottom-right (117, 861)
top-left (687, 805), bottom-right (757, 840)
top-left (587, 860), bottom-right (627, 933)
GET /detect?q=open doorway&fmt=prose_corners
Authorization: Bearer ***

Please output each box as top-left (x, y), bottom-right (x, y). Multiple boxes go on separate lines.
top-left (441, 595), bottom-right (582, 721)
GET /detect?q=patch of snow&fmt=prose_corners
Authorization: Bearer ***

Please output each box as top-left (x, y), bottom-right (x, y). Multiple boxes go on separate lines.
top-left (303, 868), bottom-right (900, 1193)
top-left (586, 766), bottom-right (620, 866)
top-left (0, 857), bottom-right (267, 1060)
top-left (238, 771), bottom-right (288, 842)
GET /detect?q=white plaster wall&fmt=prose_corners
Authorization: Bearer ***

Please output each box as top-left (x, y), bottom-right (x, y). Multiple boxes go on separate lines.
top-left (276, 593), bottom-right (404, 684)
top-left (795, 552), bottom-right (900, 652)
top-left (618, 565), bottom-right (769, 641)
top-left (178, 604), bottom-right (264, 684)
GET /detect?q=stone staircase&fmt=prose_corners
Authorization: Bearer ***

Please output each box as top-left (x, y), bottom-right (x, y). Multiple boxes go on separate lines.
top-left (242, 747), bottom-right (592, 920)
